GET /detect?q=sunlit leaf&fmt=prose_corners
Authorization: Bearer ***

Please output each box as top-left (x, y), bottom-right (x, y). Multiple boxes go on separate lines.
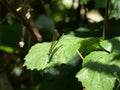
top-left (24, 35), bottom-right (83, 70)
top-left (76, 36), bottom-right (120, 90)
top-left (100, 37), bottom-right (120, 53)
top-left (76, 51), bottom-right (116, 90)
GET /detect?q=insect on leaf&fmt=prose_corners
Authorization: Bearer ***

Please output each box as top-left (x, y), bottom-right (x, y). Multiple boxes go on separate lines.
top-left (48, 30), bottom-right (59, 55)
top-left (48, 30), bottom-right (64, 62)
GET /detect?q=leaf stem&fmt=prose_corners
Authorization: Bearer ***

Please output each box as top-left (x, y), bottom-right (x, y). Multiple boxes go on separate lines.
top-left (77, 50), bottom-right (84, 60)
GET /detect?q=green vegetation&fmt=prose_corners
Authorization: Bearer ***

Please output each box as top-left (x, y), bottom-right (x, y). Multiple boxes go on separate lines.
top-left (0, 0), bottom-right (120, 90)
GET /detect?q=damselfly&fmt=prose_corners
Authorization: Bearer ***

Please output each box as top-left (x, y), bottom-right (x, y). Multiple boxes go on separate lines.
top-left (48, 30), bottom-right (64, 62)
top-left (48, 30), bottom-right (59, 56)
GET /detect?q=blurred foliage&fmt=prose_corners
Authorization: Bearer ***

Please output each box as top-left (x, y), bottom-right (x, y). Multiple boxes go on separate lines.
top-left (0, 24), bottom-right (22, 47)
top-left (0, 0), bottom-right (120, 90)
top-left (109, 0), bottom-right (120, 20)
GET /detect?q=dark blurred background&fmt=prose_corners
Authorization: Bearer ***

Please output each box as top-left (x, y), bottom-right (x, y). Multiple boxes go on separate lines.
top-left (0, 0), bottom-right (120, 90)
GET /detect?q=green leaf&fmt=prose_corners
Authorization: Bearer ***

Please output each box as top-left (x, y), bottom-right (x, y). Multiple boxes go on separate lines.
top-left (24, 35), bottom-right (83, 70)
top-left (0, 45), bottom-right (14, 53)
top-left (109, 0), bottom-right (120, 20)
top-left (76, 51), bottom-right (116, 90)
top-left (100, 36), bottom-right (120, 53)
top-left (79, 38), bottom-right (102, 56)
top-left (100, 40), bottom-right (112, 52)
top-left (76, 36), bottom-right (120, 90)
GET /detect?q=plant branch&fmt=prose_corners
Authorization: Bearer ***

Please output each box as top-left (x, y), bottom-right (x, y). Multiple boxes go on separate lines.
top-left (103, 0), bottom-right (110, 40)
top-left (0, 0), bottom-right (42, 42)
